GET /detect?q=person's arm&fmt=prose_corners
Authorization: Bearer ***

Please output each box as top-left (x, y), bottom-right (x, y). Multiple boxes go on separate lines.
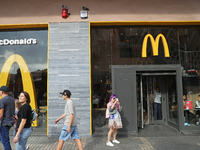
top-left (67, 114), bottom-right (74, 133)
top-left (196, 70), bottom-right (199, 75)
top-left (153, 80), bottom-right (155, 92)
top-left (55, 114), bottom-right (65, 124)
top-left (111, 101), bottom-right (116, 110)
top-left (183, 100), bottom-right (185, 108)
top-left (118, 103), bottom-right (121, 110)
top-left (0, 109), bottom-right (4, 120)
top-left (13, 118), bottom-right (26, 143)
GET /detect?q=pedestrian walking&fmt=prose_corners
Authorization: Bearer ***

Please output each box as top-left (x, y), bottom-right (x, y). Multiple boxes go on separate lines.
top-left (13, 92), bottom-right (32, 150)
top-left (106, 94), bottom-right (123, 147)
top-left (13, 100), bottom-right (29, 149)
top-left (55, 90), bottom-right (83, 150)
top-left (0, 85), bottom-right (15, 150)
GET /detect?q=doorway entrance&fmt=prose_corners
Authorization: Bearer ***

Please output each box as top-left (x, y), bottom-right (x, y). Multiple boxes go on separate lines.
top-left (137, 72), bottom-right (178, 131)
top-left (112, 65), bottom-right (182, 135)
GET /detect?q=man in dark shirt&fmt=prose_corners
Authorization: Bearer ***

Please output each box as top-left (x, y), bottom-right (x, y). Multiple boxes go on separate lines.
top-left (0, 86), bottom-right (15, 150)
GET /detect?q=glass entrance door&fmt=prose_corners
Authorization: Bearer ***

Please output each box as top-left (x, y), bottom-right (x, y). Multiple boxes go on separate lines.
top-left (146, 76), bottom-right (154, 125)
top-left (137, 75), bottom-right (155, 129)
top-left (137, 72), bottom-right (178, 130)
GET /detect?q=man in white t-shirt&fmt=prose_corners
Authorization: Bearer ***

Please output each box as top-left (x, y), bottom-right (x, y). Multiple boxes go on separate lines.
top-left (154, 86), bottom-right (162, 120)
top-left (55, 90), bottom-right (83, 150)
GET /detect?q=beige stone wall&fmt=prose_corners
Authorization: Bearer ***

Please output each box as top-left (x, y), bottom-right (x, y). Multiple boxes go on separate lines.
top-left (0, 0), bottom-right (200, 25)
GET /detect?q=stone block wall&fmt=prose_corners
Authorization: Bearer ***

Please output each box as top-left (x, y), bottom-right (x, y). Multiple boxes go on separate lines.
top-left (48, 22), bottom-right (90, 136)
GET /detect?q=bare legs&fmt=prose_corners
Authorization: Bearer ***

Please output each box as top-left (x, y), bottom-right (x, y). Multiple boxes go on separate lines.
top-left (56, 139), bottom-right (83, 150)
top-left (107, 128), bottom-right (118, 143)
top-left (56, 139), bottom-right (64, 150)
top-left (75, 139), bottom-right (83, 150)
top-left (113, 129), bottom-right (118, 140)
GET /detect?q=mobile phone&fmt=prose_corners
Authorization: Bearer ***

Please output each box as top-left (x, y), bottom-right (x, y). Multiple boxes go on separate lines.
top-left (116, 98), bottom-right (119, 101)
top-left (13, 115), bottom-right (17, 120)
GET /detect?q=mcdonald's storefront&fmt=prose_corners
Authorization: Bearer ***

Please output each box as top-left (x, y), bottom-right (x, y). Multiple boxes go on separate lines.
top-left (91, 23), bottom-right (200, 136)
top-left (1, 22), bottom-right (200, 137)
top-left (0, 27), bottom-right (48, 134)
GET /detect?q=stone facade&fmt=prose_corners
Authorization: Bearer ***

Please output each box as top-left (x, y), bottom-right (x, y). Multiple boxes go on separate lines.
top-left (48, 22), bottom-right (90, 136)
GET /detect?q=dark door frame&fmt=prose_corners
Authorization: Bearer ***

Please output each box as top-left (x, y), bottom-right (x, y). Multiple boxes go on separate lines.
top-left (112, 65), bottom-right (183, 133)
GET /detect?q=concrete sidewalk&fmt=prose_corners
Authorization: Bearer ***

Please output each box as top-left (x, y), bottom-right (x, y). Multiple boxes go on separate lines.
top-left (1, 134), bottom-right (200, 150)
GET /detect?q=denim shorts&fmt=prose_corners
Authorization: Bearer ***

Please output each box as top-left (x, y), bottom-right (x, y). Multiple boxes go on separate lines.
top-left (59, 125), bottom-right (79, 141)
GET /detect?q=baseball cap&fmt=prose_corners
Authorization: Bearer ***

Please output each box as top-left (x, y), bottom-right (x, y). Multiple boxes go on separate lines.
top-left (0, 86), bottom-right (9, 92)
top-left (59, 90), bottom-right (71, 98)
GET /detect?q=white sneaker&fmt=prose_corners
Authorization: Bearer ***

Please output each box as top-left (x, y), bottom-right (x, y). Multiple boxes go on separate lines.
top-left (113, 139), bottom-right (120, 144)
top-left (106, 142), bottom-right (114, 147)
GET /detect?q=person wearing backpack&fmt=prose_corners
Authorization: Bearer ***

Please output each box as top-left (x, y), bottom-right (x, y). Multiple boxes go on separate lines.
top-left (106, 94), bottom-right (123, 147)
top-left (13, 92), bottom-right (32, 150)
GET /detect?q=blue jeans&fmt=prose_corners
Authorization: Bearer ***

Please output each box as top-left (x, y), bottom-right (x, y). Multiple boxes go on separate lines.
top-left (154, 103), bottom-right (162, 120)
top-left (15, 127), bottom-right (32, 150)
top-left (13, 129), bottom-right (28, 149)
top-left (0, 126), bottom-right (12, 150)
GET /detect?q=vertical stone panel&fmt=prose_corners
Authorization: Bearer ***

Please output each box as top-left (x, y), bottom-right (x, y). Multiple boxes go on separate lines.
top-left (48, 22), bottom-right (90, 136)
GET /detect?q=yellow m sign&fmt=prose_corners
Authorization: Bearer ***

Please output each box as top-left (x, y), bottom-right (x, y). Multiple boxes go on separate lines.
top-left (0, 54), bottom-right (38, 126)
top-left (142, 34), bottom-right (170, 57)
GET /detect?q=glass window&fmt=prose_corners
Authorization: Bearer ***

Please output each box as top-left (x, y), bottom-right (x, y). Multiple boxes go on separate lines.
top-left (0, 28), bottom-right (48, 133)
top-left (183, 77), bottom-right (200, 126)
top-left (91, 25), bottom-right (200, 133)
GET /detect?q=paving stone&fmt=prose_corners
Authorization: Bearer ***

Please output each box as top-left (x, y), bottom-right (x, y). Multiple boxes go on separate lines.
top-left (1, 125), bottom-right (200, 150)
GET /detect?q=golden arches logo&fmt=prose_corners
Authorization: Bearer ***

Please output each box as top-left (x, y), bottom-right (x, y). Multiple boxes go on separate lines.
top-left (142, 34), bottom-right (170, 57)
top-left (0, 54), bottom-right (38, 126)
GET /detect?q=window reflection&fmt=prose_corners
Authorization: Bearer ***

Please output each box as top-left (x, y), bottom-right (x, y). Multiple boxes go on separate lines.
top-left (183, 77), bottom-right (200, 126)
top-left (91, 25), bottom-right (200, 133)
top-left (0, 28), bottom-right (48, 133)
top-left (168, 76), bottom-right (178, 125)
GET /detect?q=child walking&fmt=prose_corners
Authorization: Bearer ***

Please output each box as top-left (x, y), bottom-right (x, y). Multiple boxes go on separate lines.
top-left (13, 100), bottom-right (21, 138)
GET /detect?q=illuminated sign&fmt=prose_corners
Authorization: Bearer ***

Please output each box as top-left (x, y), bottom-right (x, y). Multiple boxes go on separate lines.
top-left (142, 34), bottom-right (170, 57)
top-left (0, 38), bottom-right (37, 46)
top-left (0, 54), bottom-right (38, 126)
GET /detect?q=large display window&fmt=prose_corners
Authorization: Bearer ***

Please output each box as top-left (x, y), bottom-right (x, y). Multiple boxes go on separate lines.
top-left (0, 28), bottom-right (48, 134)
top-left (182, 76), bottom-right (200, 126)
top-left (91, 25), bottom-right (200, 133)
